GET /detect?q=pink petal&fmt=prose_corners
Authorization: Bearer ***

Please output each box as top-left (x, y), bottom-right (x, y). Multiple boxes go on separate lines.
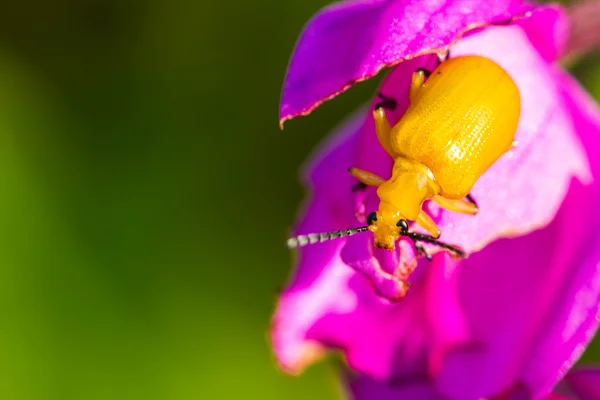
top-left (348, 367), bottom-right (600, 399)
top-left (349, 366), bottom-right (600, 399)
top-left (280, 0), bottom-right (560, 126)
top-left (558, 367), bottom-right (600, 399)
top-left (348, 375), bottom-right (445, 400)
top-left (517, 5), bottom-right (569, 62)
top-left (348, 376), bottom-right (543, 399)
top-left (546, 395), bottom-right (574, 400)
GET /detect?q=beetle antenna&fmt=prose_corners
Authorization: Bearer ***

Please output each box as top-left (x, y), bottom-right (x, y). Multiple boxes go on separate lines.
top-left (287, 226), bottom-right (467, 258)
top-left (400, 230), bottom-right (467, 258)
top-left (287, 226), bottom-right (369, 249)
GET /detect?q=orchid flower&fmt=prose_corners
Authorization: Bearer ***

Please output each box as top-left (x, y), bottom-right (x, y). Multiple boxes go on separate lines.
top-left (272, 0), bottom-right (600, 399)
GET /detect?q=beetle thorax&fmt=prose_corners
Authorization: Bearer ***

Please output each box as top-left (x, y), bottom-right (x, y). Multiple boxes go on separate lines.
top-left (376, 157), bottom-right (440, 221)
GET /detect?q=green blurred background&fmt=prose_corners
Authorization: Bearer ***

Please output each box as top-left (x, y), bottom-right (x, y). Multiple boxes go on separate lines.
top-left (0, 1), bottom-right (598, 399)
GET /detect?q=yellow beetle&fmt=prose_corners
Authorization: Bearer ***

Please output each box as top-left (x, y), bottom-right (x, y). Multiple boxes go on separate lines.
top-left (288, 55), bottom-right (520, 258)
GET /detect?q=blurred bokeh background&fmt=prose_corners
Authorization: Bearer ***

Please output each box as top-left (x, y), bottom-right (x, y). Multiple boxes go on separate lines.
top-left (0, 0), bottom-right (598, 399)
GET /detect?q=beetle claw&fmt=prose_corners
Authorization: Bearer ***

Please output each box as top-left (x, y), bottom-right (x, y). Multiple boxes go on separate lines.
top-left (415, 67), bottom-right (432, 79)
top-left (375, 92), bottom-right (397, 111)
top-left (413, 241), bottom-right (432, 261)
top-left (437, 49), bottom-right (451, 65)
top-left (465, 193), bottom-right (478, 208)
top-left (352, 182), bottom-right (368, 192)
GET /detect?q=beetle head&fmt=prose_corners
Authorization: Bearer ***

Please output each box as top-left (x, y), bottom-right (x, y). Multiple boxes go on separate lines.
top-left (366, 211), bottom-right (407, 251)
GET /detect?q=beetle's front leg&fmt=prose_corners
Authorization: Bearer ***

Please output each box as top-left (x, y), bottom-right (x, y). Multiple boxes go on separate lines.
top-left (401, 230), bottom-right (467, 259)
top-left (410, 68), bottom-right (432, 102)
top-left (465, 193), bottom-right (478, 208)
top-left (375, 92), bottom-right (397, 111)
top-left (433, 195), bottom-right (479, 215)
top-left (348, 167), bottom-right (386, 188)
top-left (351, 182), bottom-right (368, 192)
top-left (372, 108), bottom-right (395, 157)
top-left (416, 209), bottom-right (441, 238)
top-left (413, 241), bottom-right (432, 261)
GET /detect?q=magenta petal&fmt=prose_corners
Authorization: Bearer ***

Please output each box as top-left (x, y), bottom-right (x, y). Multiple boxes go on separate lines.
top-left (348, 376), bottom-right (540, 399)
top-left (279, 0), bottom-right (548, 125)
top-left (521, 70), bottom-right (600, 397)
top-left (349, 373), bottom-right (585, 400)
top-left (558, 367), bottom-right (600, 399)
top-left (515, 5), bottom-right (569, 62)
top-left (546, 395), bottom-right (573, 400)
top-left (349, 367), bottom-right (600, 400)
top-left (348, 375), bottom-right (445, 400)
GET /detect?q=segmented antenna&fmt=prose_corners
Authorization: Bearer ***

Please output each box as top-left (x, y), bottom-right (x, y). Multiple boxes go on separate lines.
top-left (286, 226), bottom-right (369, 249)
top-left (286, 225), bottom-right (467, 259)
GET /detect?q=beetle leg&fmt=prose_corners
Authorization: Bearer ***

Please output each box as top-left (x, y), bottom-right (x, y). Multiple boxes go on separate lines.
top-left (372, 108), bottom-right (395, 157)
top-left (433, 195), bottom-right (479, 215)
top-left (348, 167), bottom-right (386, 187)
top-left (466, 193), bottom-right (478, 207)
top-left (351, 182), bottom-right (368, 192)
top-left (410, 69), bottom-right (431, 103)
top-left (375, 92), bottom-right (397, 111)
top-left (413, 241), bottom-right (432, 261)
top-left (416, 210), bottom-right (441, 238)
top-left (415, 68), bottom-right (432, 78)
top-left (400, 230), bottom-right (467, 258)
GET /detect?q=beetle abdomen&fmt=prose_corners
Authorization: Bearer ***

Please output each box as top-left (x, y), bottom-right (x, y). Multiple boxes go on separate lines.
top-left (390, 56), bottom-right (520, 198)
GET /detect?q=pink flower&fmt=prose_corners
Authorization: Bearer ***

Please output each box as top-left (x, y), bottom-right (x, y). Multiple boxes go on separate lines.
top-left (272, 0), bottom-right (600, 399)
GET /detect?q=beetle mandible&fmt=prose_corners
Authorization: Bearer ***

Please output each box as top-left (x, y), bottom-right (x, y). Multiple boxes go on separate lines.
top-left (288, 55), bottom-right (520, 258)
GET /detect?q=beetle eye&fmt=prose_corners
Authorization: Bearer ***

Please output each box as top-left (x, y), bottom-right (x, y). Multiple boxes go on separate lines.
top-left (396, 219), bottom-right (408, 231)
top-left (366, 212), bottom-right (378, 226)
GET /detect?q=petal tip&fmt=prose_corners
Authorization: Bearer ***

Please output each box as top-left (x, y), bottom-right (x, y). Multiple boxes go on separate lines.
top-left (275, 340), bottom-right (328, 375)
top-left (279, 3), bottom-right (540, 123)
